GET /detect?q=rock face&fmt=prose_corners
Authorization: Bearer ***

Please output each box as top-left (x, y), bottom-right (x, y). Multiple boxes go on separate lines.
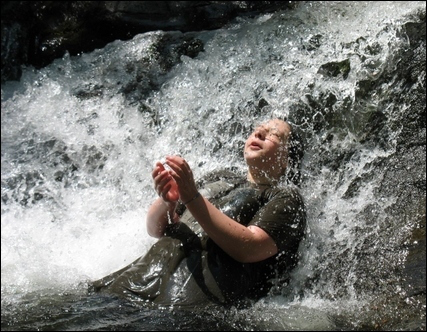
top-left (291, 13), bottom-right (426, 329)
top-left (1, 1), bottom-right (293, 82)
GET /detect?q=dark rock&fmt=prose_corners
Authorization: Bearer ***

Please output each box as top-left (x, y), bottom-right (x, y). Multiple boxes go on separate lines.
top-left (1, 1), bottom-right (294, 82)
top-left (317, 59), bottom-right (351, 79)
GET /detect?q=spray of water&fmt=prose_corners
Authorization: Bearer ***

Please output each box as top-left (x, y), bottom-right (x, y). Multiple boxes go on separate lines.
top-left (1, 1), bottom-right (425, 329)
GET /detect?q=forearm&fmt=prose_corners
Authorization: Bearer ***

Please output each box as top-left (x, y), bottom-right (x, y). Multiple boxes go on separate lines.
top-left (146, 197), bottom-right (176, 238)
top-left (164, 155), bottom-right (277, 262)
top-left (185, 195), bottom-right (277, 263)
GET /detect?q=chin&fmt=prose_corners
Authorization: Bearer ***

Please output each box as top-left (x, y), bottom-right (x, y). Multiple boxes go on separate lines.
top-left (244, 156), bottom-right (261, 167)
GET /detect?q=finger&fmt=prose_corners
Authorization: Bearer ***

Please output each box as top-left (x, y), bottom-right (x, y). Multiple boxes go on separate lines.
top-left (166, 156), bottom-right (190, 175)
top-left (165, 163), bottom-right (186, 185)
top-left (155, 171), bottom-right (172, 188)
top-left (166, 155), bottom-right (185, 166)
top-left (153, 172), bottom-right (171, 196)
top-left (153, 167), bottom-right (167, 181)
top-left (159, 182), bottom-right (172, 200)
top-left (151, 162), bottom-right (165, 179)
top-left (167, 168), bottom-right (180, 185)
top-left (164, 158), bottom-right (180, 175)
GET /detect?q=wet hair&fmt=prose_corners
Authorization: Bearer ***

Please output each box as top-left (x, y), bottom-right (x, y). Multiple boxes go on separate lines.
top-left (251, 115), bottom-right (304, 186)
top-left (283, 121), bottom-right (304, 186)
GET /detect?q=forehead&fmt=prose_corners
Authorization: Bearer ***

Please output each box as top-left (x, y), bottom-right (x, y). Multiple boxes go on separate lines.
top-left (256, 119), bottom-right (290, 133)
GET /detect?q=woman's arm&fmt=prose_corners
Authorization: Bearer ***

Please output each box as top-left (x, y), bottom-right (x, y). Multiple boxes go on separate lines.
top-left (186, 195), bottom-right (278, 263)
top-left (166, 155), bottom-right (278, 263)
top-left (146, 197), bottom-right (177, 238)
top-left (146, 162), bottom-right (179, 238)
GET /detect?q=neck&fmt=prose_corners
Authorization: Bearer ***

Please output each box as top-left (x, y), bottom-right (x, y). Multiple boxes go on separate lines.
top-left (247, 167), bottom-right (279, 187)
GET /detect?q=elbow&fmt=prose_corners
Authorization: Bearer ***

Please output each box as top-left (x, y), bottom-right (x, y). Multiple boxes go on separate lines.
top-left (147, 229), bottom-right (162, 239)
top-left (234, 255), bottom-right (255, 264)
top-left (231, 245), bottom-right (278, 264)
top-left (146, 223), bottom-right (164, 239)
top-left (231, 251), bottom-right (261, 264)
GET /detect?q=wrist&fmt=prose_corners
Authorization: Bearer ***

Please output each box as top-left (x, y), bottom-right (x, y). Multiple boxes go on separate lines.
top-left (160, 198), bottom-right (176, 208)
top-left (182, 192), bottom-right (201, 205)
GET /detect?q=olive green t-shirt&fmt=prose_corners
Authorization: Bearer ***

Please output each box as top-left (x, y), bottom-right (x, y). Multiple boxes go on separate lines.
top-left (169, 171), bottom-right (306, 303)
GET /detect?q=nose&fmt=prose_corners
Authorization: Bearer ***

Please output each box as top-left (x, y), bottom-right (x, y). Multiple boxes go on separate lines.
top-left (254, 127), bottom-right (266, 140)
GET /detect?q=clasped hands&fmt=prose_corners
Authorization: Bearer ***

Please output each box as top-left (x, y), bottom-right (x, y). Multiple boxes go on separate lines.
top-left (152, 155), bottom-right (199, 205)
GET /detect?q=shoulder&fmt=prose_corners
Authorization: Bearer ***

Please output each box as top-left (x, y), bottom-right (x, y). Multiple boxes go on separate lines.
top-left (259, 185), bottom-right (306, 227)
top-left (196, 167), bottom-right (245, 187)
top-left (198, 167), bottom-right (246, 201)
top-left (250, 185), bottom-right (306, 253)
top-left (264, 185), bottom-right (304, 207)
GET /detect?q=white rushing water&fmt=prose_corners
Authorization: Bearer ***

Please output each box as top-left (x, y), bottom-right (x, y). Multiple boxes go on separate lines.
top-left (1, 1), bottom-right (425, 329)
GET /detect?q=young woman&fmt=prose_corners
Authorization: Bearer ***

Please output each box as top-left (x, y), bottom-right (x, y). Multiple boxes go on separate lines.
top-left (91, 118), bottom-right (306, 306)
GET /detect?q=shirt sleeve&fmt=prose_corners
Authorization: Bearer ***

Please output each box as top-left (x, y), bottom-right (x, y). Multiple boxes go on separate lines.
top-left (248, 187), bottom-right (306, 253)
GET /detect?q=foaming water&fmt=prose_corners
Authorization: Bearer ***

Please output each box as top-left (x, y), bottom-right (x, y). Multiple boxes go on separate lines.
top-left (2, 1), bottom-right (425, 330)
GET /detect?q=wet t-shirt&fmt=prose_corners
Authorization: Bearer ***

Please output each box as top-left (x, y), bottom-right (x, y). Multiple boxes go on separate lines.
top-left (168, 171), bottom-right (306, 303)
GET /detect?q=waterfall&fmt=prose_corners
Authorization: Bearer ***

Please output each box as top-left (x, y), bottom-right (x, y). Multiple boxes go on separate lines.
top-left (1, 1), bottom-right (425, 330)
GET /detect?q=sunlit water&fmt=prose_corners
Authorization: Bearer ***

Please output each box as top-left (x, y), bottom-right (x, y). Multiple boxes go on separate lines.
top-left (2, 1), bottom-right (425, 330)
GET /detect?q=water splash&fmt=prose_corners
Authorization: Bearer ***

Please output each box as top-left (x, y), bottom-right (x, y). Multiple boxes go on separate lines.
top-left (1, 1), bottom-right (425, 330)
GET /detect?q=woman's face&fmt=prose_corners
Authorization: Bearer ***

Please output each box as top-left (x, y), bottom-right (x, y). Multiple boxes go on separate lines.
top-left (244, 119), bottom-right (291, 175)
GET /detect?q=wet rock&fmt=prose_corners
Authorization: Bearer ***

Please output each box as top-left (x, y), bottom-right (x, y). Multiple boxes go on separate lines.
top-left (317, 59), bottom-right (351, 79)
top-left (1, 1), bottom-right (294, 82)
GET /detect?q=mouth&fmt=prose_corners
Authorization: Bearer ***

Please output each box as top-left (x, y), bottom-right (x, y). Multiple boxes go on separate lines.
top-left (249, 141), bottom-right (262, 150)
